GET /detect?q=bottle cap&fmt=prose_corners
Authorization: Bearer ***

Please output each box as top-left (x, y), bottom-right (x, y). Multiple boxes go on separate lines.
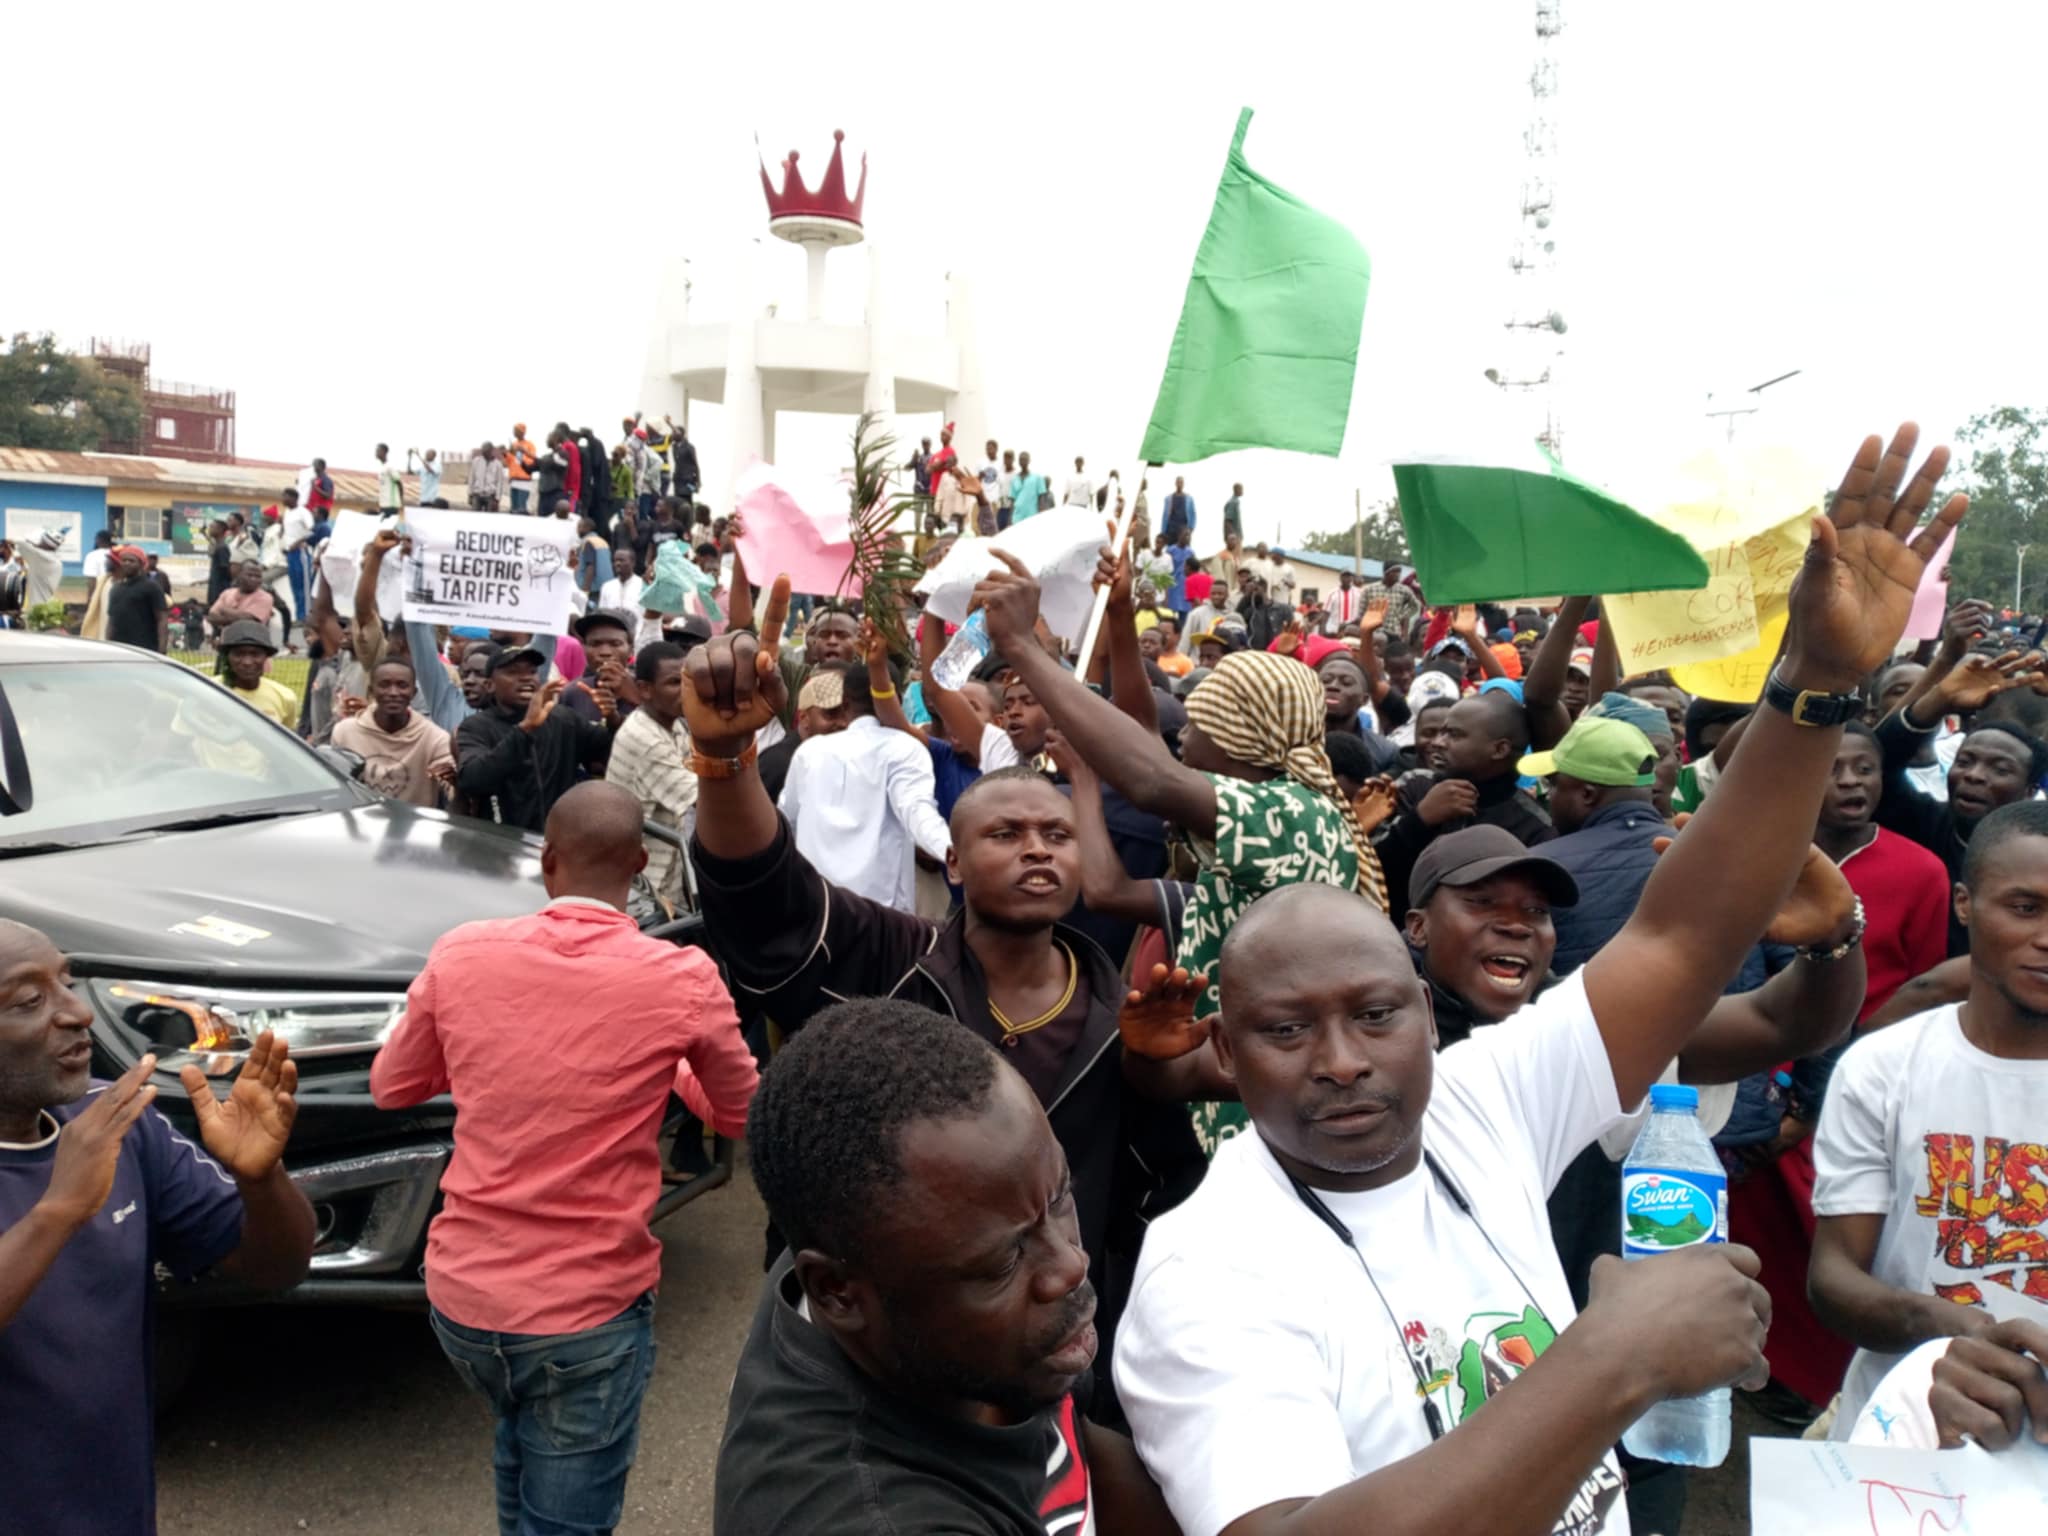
top-left (1648, 1083), bottom-right (1699, 1111)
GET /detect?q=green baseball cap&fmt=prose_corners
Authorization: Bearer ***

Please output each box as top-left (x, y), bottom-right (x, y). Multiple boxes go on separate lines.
top-left (1519, 716), bottom-right (1656, 787)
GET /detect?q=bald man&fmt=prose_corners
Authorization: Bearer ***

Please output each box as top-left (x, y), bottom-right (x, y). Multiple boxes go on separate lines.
top-left (1374, 688), bottom-right (1555, 911)
top-left (1114, 880), bottom-right (1786, 1536)
top-left (0, 919), bottom-right (314, 1535)
top-left (371, 783), bottom-right (760, 1533)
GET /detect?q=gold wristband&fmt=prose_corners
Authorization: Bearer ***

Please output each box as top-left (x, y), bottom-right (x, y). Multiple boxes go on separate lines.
top-left (870, 682), bottom-right (897, 698)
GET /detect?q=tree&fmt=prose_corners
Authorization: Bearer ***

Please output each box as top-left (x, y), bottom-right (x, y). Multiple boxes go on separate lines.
top-left (0, 333), bottom-right (144, 453)
top-left (1948, 406), bottom-right (2048, 614)
top-left (1297, 498), bottom-right (1410, 566)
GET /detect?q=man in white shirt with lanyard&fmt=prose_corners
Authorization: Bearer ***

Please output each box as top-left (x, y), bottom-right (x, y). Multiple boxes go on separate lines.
top-left (1113, 424), bottom-right (1970, 1536)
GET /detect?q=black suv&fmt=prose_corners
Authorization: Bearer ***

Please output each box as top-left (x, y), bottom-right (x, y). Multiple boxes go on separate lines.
top-left (0, 632), bottom-right (720, 1306)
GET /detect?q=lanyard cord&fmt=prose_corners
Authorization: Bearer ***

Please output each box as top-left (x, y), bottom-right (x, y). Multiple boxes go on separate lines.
top-left (1286, 1148), bottom-right (1549, 1443)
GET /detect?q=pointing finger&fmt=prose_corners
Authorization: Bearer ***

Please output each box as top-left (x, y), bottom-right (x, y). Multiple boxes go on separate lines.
top-left (758, 575), bottom-right (792, 657)
top-left (992, 550), bottom-right (1032, 578)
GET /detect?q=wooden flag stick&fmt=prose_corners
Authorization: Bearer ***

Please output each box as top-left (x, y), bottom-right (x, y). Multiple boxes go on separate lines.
top-left (1071, 467), bottom-right (1152, 679)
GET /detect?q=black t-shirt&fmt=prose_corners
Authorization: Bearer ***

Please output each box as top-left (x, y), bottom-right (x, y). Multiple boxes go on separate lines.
top-left (717, 1258), bottom-right (1092, 1535)
top-left (105, 576), bottom-right (166, 650)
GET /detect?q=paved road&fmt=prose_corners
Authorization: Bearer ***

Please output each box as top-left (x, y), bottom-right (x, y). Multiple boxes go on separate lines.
top-left (157, 1170), bottom-right (767, 1536)
top-left (156, 1158), bottom-right (1765, 1535)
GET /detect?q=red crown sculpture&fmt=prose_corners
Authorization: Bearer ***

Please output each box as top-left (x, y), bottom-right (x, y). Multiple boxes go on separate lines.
top-left (760, 129), bottom-right (867, 241)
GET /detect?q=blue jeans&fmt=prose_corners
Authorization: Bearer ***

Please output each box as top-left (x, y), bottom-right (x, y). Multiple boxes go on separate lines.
top-left (430, 1293), bottom-right (657, 1536)
top-left (286, 548), bottom-right (309, 620)
top-left (510, 485), bottom-right (531, 513)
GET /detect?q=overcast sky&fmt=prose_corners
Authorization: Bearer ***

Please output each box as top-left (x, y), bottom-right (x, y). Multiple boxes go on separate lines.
top-left (8, 0), bottom-right (2039, 550)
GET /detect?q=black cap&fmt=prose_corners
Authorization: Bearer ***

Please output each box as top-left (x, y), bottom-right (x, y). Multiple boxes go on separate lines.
top-left (664, 613), bottom-right (713, 646)
top-left (486, 645), bottom-right (547, 675)
top-left (572, 607), bottom-right (635, 640)
top-left (1408, 824), bottom-right (1579, 912)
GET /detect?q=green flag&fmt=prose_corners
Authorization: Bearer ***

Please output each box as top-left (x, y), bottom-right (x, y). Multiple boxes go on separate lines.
top-left (1139, 108), bottom-right (1370, 466)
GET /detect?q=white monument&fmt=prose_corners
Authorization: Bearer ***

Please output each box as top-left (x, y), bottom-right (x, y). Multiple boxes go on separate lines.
top-left (637, 130), bottom-right (988, 506)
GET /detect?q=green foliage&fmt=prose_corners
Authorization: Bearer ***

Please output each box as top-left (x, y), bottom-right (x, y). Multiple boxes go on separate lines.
top-left (0, 333), bottom-right (144, 452)
top-left (842, 413), bottom-right (927, 658)
top-left (1296, 498), bottom-right (1410, 565)
top-left (24, 600), bottom-right (66, 632)
top-left (1949, 406), bottom-right (2048, 613)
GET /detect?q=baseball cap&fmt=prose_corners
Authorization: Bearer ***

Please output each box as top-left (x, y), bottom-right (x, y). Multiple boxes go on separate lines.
top-left (1567, 646), bottom-right (1594, 676)
top-left (1518, 716), bottom-right (1657, 786)
top-left (1409, 824), bottom-right (1580, 911)
top-left (572, 607), bottom-right (635, 640)
top-left (486, 645), bottom-right (547, 675)
top-left (664, 613), bottom-right (713, 646)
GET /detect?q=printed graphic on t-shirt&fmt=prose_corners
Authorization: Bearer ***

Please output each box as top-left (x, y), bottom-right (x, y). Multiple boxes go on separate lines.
top-left (1405, 1304), bottom-right (1621, 1536)
top-left (362, 752), bottom-right (414, 799)
top-left (1040, 1394), bottom-right (1094, 1535)
top-left (1913, 1132), bottom-right (2048, 1305)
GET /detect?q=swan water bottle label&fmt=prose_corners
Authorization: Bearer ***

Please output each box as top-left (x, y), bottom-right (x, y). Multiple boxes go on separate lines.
top-left (1620, 1168), bottom-right (1727, 1258)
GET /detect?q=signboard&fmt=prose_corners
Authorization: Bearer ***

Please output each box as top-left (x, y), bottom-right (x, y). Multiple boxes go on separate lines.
top-left (398, 507), bottom-right (577, 633)
top-left (4, 508), bottom-right (83, 561)
top-left (170, 501), bottom-right (257, 555)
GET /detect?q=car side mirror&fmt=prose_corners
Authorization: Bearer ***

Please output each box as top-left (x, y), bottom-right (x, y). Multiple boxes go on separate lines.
top-left (316, 744), bottom-right (367, 782)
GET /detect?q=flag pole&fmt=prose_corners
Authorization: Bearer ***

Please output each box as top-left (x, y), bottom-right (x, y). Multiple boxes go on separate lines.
top-left (1072, 465), bottom-right (1153, 678)
top-left (1352, 488), bottom-right (1362, 582)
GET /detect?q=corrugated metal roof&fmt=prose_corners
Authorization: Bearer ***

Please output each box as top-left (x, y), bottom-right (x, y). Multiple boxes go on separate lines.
top-left (0, 446), bottom-right (465, 508)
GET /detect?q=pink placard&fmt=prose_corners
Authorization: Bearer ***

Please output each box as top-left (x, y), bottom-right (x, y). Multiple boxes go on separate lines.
top-left (1903, 527), bottom-right (1958, 641)
top-left (731, 460), bottom-right (861, 599)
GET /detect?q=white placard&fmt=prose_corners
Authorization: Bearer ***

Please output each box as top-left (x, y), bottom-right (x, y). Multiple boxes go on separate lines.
top-left (1751, 1436), bottom-right (2048, 1534)
top-left (4, 508), bottom-right (83, 561)
top-left (319, 510), bottom-right (405, 624)
top-left (397, 507), bottom-right (577, 633)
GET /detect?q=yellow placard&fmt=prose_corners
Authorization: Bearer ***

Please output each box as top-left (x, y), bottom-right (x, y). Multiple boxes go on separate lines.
top-left (1602, 448), bottom-right (1823, 692)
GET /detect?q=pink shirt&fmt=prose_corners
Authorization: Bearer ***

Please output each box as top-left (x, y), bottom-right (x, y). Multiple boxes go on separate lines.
top-left (370, 898), bottom-right (759, 1334)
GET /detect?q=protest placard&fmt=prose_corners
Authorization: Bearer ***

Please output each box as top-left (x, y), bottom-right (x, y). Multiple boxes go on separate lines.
top-left (1751, 1436), bottom-right (2047, 1534)
top-left (318, 510), bottom-right (404, 624)
top-left (397, 507), bottom-right (578, 633)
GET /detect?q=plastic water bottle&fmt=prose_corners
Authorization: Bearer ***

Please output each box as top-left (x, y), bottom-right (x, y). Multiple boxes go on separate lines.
top-left (930, 611), bottom-right (993, 691)
top-left (1619, 1083), bottom-right (1732, 1467)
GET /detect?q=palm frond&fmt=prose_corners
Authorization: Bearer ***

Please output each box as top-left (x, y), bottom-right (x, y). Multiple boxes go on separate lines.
top-left (841, 411), bottom-right (927, 659)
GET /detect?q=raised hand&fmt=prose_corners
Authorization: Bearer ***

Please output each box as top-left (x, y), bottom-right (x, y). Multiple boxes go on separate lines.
top-left (1119, 964), bottom-right (1213, 1061)
top-left (1784, 425), bottom-right (1971, 692)
top-left (1451, 603), bottom-right (1481, 641)
top-left (1933, 650), bottom-right (2043, 712)
top-left (1942, 597), bottom-right (1998, 654)
top-left (856, 616), bottom-right (888, 667)
top-left (1360, 596), bottom-right (1389, 635)
top-left (180, 1031), bottom-right (297, 1183)
top-left (520, 676), bottom-right (567, 733)
top-left (1353, 775), bottom-right (1400, 835)
top-left (1093, 533), bottom-right (1135, 610)
top-left (971, 553), bottom-right (1043, 655)
top-left (1585, 1244), bottom-right (1772, 1400)
top-left (1272, 618), bottom-right (1304, 657)
top-left (39, 1057), bottom-right (158, 1229)
top-left (1043, 728), bottom-right (1087, 784)
top-left (681, 574), bottom-right (792, 755)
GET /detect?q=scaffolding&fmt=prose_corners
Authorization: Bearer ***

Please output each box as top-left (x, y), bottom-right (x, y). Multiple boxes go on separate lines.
top-left (90, 338), bottom-right (237, 462)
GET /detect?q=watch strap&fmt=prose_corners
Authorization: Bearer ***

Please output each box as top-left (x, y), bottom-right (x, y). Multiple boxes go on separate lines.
top-left (1763, 668), bottom-right (1861, 727)
top-left (688, 740), bottom-right (758, 780)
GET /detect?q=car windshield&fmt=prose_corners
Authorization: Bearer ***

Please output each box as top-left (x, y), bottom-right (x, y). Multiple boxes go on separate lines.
top-left (0, 658), bottom-right (351, 849)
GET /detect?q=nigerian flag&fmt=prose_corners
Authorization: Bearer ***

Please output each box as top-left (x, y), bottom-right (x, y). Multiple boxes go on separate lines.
top-left (1139, 108), bottom-right (1369, 465)
top-left (1391, 422), bottom-right (1710, 605)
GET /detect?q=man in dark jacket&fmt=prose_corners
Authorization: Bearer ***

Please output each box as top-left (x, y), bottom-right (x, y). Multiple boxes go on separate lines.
top-left (1374, 688), bottom-right (1553, 912)
top-left (684, 594), bottom-right (1204, 1428)
top-left (453, 646), bottom-right (617, 833)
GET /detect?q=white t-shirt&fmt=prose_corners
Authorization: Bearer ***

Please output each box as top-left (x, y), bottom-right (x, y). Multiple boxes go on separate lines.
top-left (82, 548), bottom-right (109, 581)
top-left (978, 720), bottom-right (1021, 771)
top-left (1064, 475), bottom-right (1095, 508)
top-left (283, 505), bottom-right (314, 549)
top-left (599, 574), bottom-right (646, 614)
top-left (1116, 971), bottom-right (1632, 1536)
top-left (1812, 1005), bottom-right (2048, 1437)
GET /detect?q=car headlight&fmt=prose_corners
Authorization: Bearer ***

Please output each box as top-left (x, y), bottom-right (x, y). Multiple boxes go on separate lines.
top-left (92, 981), bottom-right (405, 1077)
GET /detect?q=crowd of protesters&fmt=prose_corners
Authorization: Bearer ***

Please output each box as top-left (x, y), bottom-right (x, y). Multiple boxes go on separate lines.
top-left (7, 417), bottom-right (2048, 1536)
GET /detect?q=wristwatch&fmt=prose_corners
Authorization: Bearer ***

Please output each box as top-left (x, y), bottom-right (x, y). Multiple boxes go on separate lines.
top-left (1797, 897), bottom-right (1867, 964)
top-left (1762, 667), bottom-right (1862, 727)
top-left (688, 740), bottom-right (758, 780)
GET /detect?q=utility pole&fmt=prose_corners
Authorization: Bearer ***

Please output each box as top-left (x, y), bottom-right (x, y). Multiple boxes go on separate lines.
top-left (1353, 488), bottom-right (1363, 582)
